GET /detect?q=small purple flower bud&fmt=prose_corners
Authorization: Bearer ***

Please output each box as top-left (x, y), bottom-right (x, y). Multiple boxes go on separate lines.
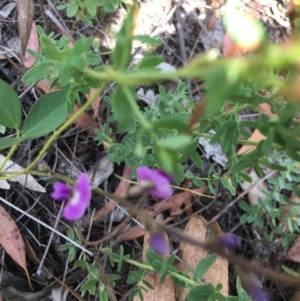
top-left (51, 174), bottom-right (91, 221)
top-left (218, 234), bottom-right (238, 249)
top-left (137, 166), bottom-right (173, 199)
top-left (149, 232), bottom-right (169, 255)
top-left (38, 160), bottom-right (51, 173)
top-left (248, 282), bottom-right (269, 301)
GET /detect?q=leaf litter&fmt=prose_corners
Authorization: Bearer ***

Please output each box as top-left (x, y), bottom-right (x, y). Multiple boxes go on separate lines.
top-left (0, 204), bottom-right (32, 289)
top-left (0, 154), bottom-right (46, 192)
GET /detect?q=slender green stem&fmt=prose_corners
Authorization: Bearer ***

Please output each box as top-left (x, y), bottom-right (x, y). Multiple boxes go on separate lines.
top-left (0, 128), bottom-right (21, 172)
top-left (0, 84), bottom-right (106, 181)
top-left (220, 103), bottom-right (251, 117)
top-left (99, 248), bottom-right (198, 287)
top-left (122, 85), bottom-right (151, 129)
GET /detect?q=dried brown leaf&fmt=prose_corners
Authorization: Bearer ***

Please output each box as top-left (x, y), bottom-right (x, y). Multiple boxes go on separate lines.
top-left (237, 129), bottom-right (266, 156)
top-left (0, 204), bottom-right (33, 289)
top-left (240, 169), bottom-right (268, 206)
top-left (290, 290), bottom-right (300, 301)
top-left (177, 216), bottom-right (228, 301)
top-left (285, 236), bottom-right (300, 263)
top-left (238, 103), bottom-right (277, 156)
top-left (88, 88), bottom-right (101, 119)
top-left (17, 0), bottom-right (35, 56)
top-left (133, 222), bottom-right (175, 301)
top-left (23, 21), bottom-right (39, 68)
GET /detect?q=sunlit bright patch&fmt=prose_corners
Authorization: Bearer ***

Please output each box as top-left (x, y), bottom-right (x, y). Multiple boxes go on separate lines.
top-left (223, 8), bottom-right (265, 50)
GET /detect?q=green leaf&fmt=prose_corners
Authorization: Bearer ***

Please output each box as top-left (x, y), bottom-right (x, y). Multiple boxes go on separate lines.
top-left (107, 274), bottom-right (121, 282)
top-left (258, 159), bottom-right (287, 172)
top-left (155, 147), bottom-right (178, 175)
top-left (190, 151), bottom-right (203, 168)
top-left (80, 279), bottom-right (97, 294)
top-left (0, 137), bottom-right (23, 151)
top-left (111, 4), bottom-right (137, 70)
top-left (22, 90), bottom-right (68, 139)
top-left (22, 61), bottom-right (54, 84)
top-left (127, 269), bottom-right (144, 284)
top-left (227, 296), bottom-right (241, 301)
top-left (68, 246), bottom-right (76, 262)
top-left (158, 134), bottom-right (192, 151)
top-left (152, 118), bottom-right (189, 132)
top-left (67, 0), bottom-right (79, 17)
top-left (104, 2), bottom-right (118, 12)
top-left (99, 286), bottom-right (109, 301)
top-left (134, 35), bottom-right (164, 46)
top-left (184, 284), bottom-right (215, 301)
top-left (146, 250), bottom-right (164, 266)
top-left (238, 200), bottom-right (250, 211)
top-left (85, 0), bottom-right (97, 15)
top-left (111, 85), bottom-right (134, 131)
top-left (142, 279), bottom-right (154, 290)
top-left (74, 260), bottom-right (88, 268)
top-left (137, 55), bottom-right (164, 69)
top-left (281, 265), bottom-right (300, 277)
top-left (229, 158), bottom-right (255, 174)
top-left (0, 79), bottom-right (22, 128)
top-left (227, 297), bottom-right (240, 301)
top-left (40, 35), bottom-right (65, 61)
top-left (236, 276), bottom-right (251, 301)
top-left (194, 255), bottom-right (217, 281)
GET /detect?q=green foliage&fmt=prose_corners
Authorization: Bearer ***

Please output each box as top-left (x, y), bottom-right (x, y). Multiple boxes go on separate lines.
top-left (0, 90), bottom-right (68, 150)
top-left (23, 25), bottom-right (100, 113)
top-left (0, 79), bottom-right (22, 129)
top-left (238, 150), bottom-right (300, 246)
top-left (58, 229), bottom-right (83, 262)
top-left (57, 0), bottom-right (131, 26)
top-left (22, 90), bottom-right (68, 139)
top-left (194, 255), bottom-right (217, 282)
top-left (95, 83), bottom-right (197, 179)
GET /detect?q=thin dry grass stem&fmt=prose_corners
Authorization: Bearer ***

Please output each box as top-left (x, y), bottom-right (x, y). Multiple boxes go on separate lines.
top-left (36, 203), bottom-right (64, 276)
top-left (208, 170), bottom-right (277, 223)
top-left (77, 194), bottom-right (147, 246)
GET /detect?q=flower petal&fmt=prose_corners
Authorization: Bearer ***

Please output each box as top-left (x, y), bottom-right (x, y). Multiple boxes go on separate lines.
top-left (157, 169), bottom-right (174, 182)
top-left (149, 232), bottom-right (169, 255)
top-left (51, 182), bottom-right (72, 201)
top-left (75, 173), bottom-right (91, 206)
top-left (62, 174), bottom-right (91, 221)
top-left (137, 166), bottom-right (173, 199)
top-left (218, 234), bottom-right (238, 249)
top-left (63, 199), bottom-right (87, 220)
top-left (248, 283), bottom-right (269, 301)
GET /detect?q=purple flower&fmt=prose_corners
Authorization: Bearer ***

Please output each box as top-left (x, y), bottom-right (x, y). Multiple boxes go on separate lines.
top-left (51, 174), bottom-right (91, 221)
top-left (218, 234), bottom-right (238, 249)
top-left (149, 232), bottom-right (169, 255)
top-left (248, 282), bottom-right (269, 301)
top-left (137, 166), bottom-right (173, 199)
